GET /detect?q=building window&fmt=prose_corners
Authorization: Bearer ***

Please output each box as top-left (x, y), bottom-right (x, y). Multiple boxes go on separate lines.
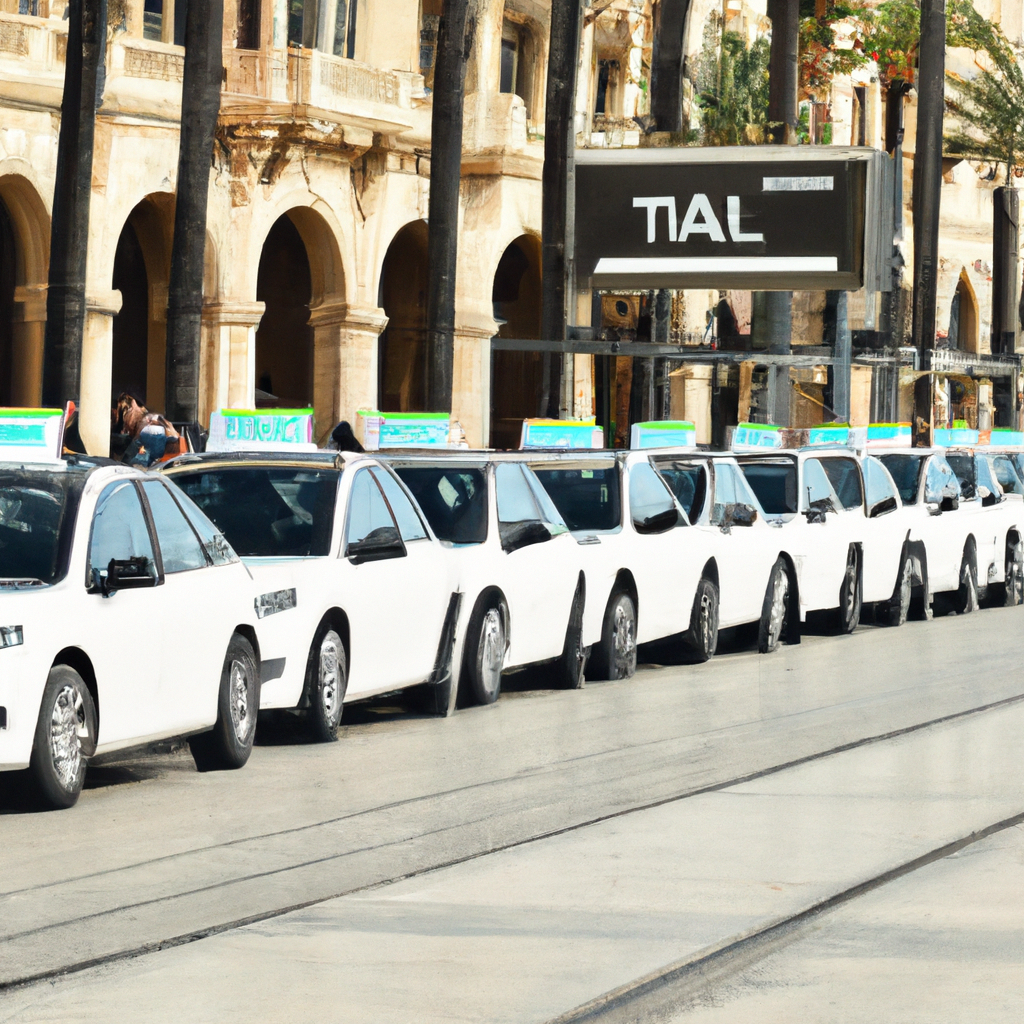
top-left (18, 0), bottom-right (40, 15)
top-left (420, 0), bottom-right (443, 89)
top-left (237, 0), bottom-right (260, 49)
top-left (595, 59), bottom-right (620, 116)
top-left (143, 0), bottom-right (186, 45)
top-left (500, 28), bottom-right (518, 95)
top-left (288, 0), bottom-right (356, 57)
top-left (499, 16), bottom-right (537, 119)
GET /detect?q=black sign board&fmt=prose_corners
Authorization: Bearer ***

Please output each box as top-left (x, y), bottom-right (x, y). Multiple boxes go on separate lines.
top-left (574, 147), bottom-right (887, 291)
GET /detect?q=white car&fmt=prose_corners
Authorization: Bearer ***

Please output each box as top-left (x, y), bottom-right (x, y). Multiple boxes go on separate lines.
top-left (0, 457), bottom-right (262, 809)
top-left (384, 453), bottom-right (589, 705)
top-left (875, 447), bottom-right (1023, 613)
top-left (527, 449), bottom-right (738, 676)
top-left (730, 448), bottom-right (916, 633)
top-left (164, 452), bottom-right (462, 738)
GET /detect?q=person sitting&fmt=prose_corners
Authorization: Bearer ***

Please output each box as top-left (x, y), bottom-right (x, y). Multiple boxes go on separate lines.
top-left (327, 421), bottom-right (364, 452)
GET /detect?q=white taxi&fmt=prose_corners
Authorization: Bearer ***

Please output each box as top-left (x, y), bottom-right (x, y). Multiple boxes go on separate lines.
top-left (163, 452), bottom-right (462, 737)
top-left (384, 453), bottom-right (589, 705)
top-left (0, 457), bottom-right (262, 809)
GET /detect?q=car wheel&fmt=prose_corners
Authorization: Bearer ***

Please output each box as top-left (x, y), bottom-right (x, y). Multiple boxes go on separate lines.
top-left (880, 550), bottom-right (913, 628)
top-left (589, 591), bottom-right (637, 681)
top-left (835, 547), bottom-right (862, 634)
top-left (681, 577), bottom-right (719, 663)
top-left (950, 549), bottom-right (979, 616)
top-left (465, 603), bottom-right (506, 705)
top-left (1002, 539), bottom-right (1023, 607)
top-left (758, 558), bottom-right (791, 654)
top-left (306, 627), bottom-right (346, 742)
top-left (190, 633), bottom-right (260, 772)
top-left (28, 664), bottom-right (97, 811)
top-left (555, 582), bottom-right (588, 689)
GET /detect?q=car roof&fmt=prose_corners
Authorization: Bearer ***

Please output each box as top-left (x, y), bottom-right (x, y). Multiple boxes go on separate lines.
top-left (161, 450), bottom-right (362, 472)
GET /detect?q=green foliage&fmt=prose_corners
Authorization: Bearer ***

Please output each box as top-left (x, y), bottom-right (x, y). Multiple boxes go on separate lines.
top-left (799, 3), bottom-right (870, 96)
top-left (693, 31), bottom-right (772, 145)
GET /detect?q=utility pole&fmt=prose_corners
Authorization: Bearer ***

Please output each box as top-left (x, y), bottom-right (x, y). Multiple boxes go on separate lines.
top-left (991, 186), bottom-right (1019, 355)
top-left (542, 0), bottom-right (582, 418)
top-left (911, 0), bottom-right (945, 446)
top-left (165, 0), bottom-right (224, 424)
top-left (42, 0), bottom-right (107, 409)
top-left (756, 0), bottom-right (798, 426)
top-left (425, 0), bottom-right (472, 413)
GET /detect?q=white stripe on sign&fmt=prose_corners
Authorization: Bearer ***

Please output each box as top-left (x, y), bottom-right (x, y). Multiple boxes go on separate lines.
top-left (593, 256), bottom-right (839, 274)
top-left (762, 176), bottom-right (834, 191)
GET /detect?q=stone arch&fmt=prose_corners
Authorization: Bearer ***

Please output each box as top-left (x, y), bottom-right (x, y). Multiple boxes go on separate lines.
top-left (110, 192), bottom-right (175, 411)
top-left (377, 219), bottom-right (429, 412)
top-left (948, 269), bottom-right (980, 354)
top-left (0, 171), bottom-right (50, 406)
top-left (489, 232), bottom-right (543, 449)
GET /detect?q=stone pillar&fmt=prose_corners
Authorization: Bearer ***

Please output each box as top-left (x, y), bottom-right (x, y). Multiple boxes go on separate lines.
top-left (452, 311), bottom-right (497, 448)
top-left (11, 284), bottom-right (47, 407)
top-left (309, 301), bottom-right (387, 444)
top-left (200, 301), bottom-right (265, 424)
top-left (79, 289), bottom-right (122, 456)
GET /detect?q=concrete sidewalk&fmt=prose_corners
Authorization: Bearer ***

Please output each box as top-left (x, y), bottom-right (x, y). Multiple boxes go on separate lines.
top-left (3, 700), bottom-right (1022, 1023)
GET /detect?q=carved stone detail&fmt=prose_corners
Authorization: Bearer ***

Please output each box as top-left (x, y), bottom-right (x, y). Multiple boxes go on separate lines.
top-left (124, 46), bottom-right (184, 82)
top-left (0, 22), bottom-right (27, 56)
top-left (317, 58), bottom-right (399, 106)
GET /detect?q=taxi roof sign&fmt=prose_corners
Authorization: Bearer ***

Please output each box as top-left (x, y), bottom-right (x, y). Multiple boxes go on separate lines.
top-left (0, 408), bottom-right (65, 464)
top-left (207, 409), bottom-right (317, 453)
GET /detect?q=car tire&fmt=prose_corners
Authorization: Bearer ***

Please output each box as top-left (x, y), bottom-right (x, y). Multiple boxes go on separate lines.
top-left (950, 549), bottom-right (979, 616)
top-left (28, 664), bottom-right (97, 811)
top-left (464, 603), bottom-right (506, 705)
top-left (681, 577), bottom-right (719, 663)
top-left (880, 549), bottom-right (913, 628)
top-left (835, 546), bottom-right (862, 634)
top-left (555, 582), bottom-right (588, 689)
top-left (189, 633), bottom-right (260, 772)
top-left (757, 558), bottom-right (791, 654)
top-left (589, 591), bottom-right (637, 681)
top-left (1000, 538), bottom-right (1023, 607)
top-left (306, 627), bottom-right (346, 742)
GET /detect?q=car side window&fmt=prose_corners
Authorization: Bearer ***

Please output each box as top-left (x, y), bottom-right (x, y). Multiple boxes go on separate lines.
top-left (654, 461), bottom-right (706, 521)
top-left (345, 469), bottom-right (397, 547)
top-left (88, 481), bottom-right (157, 586)
top-left (371, 467), bottom-right (428, 542)
top-left (629, 462), bottom-right (680, 534)
top-left (976, 455), bottom-right (1003, 498)
top-left (801, 459), bottom-right (837, 509)
top-left (140, 480), bottom-right (208, 573)
top-left (711, 463), bottom-right (742, 525)
top-left (495, 463), bottom-right (544, 524)
top-left (992, 454), bottom-right (1024, 495)
top-left (819, 458), bottom-right (863, 510)
top-left (864, 457), bottom-right (897, 508)
top-left (924, 455), bottom-right (961, 505)
top-left (170, 486), bottom-right (239, 565)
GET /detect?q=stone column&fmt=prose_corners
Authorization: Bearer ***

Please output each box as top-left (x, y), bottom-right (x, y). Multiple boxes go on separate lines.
top-left (11, 284), bottom-right (47, 407)
top-left (309, 300), bottom-right (387, 444)
top-left (199, 301), bottom-right (264, 425)
top-left (79, 289), bottom-right (122, 456)
top-left (452, 311), bottom-right (498, 448)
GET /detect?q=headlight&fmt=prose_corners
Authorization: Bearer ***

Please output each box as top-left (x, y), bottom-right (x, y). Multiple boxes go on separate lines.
top-left (0, 625), bottom-right (23, 649)
top-left (254, 589), bottom-right (297, 619)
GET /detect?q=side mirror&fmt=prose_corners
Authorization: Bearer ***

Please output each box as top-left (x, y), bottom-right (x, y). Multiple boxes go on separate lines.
top-left (940, 494), bottom-right (959, 513)
top-left (803, 497), bottom-right (833, 524)
top-left (347, 526), bottom-right (406, 565)
top-left (499, 519), bottom-right (552, 553)
top-left (634, 507), bottom-right (680, 535)
top-left (723, 502), bottom-right (757, 528)
top-left (979, 487), bottom-right (1001, 507)
top-left (869, 496), bottom-right (898, 519)
top-left (92, 557), bottom-right (159, 597)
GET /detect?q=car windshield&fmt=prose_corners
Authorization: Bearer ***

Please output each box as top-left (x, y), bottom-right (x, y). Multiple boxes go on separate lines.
top-left (531, 465), bottom-right (621, 531)
top-left (392, 465), bottom-right (488, 544)
top-left (0, 468), bottom-right (84, 585)
top-left (737, 460), bottom-right (798, 516)
top-left (651, 460), bottom-right (707, 521)
top-left (878, 454), bottom-right (924, 505)
top-left (171, 466), bottom-right (339, 557)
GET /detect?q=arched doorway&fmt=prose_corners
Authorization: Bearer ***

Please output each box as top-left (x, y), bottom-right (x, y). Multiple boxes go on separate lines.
top-left (490, 234), bottom-right (543, 450)
top-left (0, 197), bottom-right (15, 406)
top-left (110, 194), bottom-right (174, 411)
top-left (948, 270), bottom-right (979, 353)
top-left (255, 214), bottom-right (314, 409)
top-left (378, 220), bottom-right (429, 412)
top-left (0, 174), bottom-right (50, 407)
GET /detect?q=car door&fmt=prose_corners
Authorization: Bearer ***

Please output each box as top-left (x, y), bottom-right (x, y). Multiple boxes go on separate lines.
top-left (921, 453), bottom-right (971, 593)
top-left (139, 478), bottom-right (234, 734)
top-left (494, 462), bottom-right (577, 667)
top-left (341, 466), bottom-right (439, 696)
top-left (859, 456), bottom-right (906, 603)
top-left (708, 460), bottom-right (780, 627)
top-left (624, 460), bottom-right (697, 643)
top-left (80, 478), bottom-right (167, 745)
top-left (796, 457), bottom-right (850, 612)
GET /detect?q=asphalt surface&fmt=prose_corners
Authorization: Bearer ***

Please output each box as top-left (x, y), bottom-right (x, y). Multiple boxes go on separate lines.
top-left (1, 607), bottom-right (1022, 1021)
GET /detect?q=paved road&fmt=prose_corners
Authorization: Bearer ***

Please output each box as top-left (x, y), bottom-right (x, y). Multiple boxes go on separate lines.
top-left (1, 607), bottom-right (1022, 1021)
